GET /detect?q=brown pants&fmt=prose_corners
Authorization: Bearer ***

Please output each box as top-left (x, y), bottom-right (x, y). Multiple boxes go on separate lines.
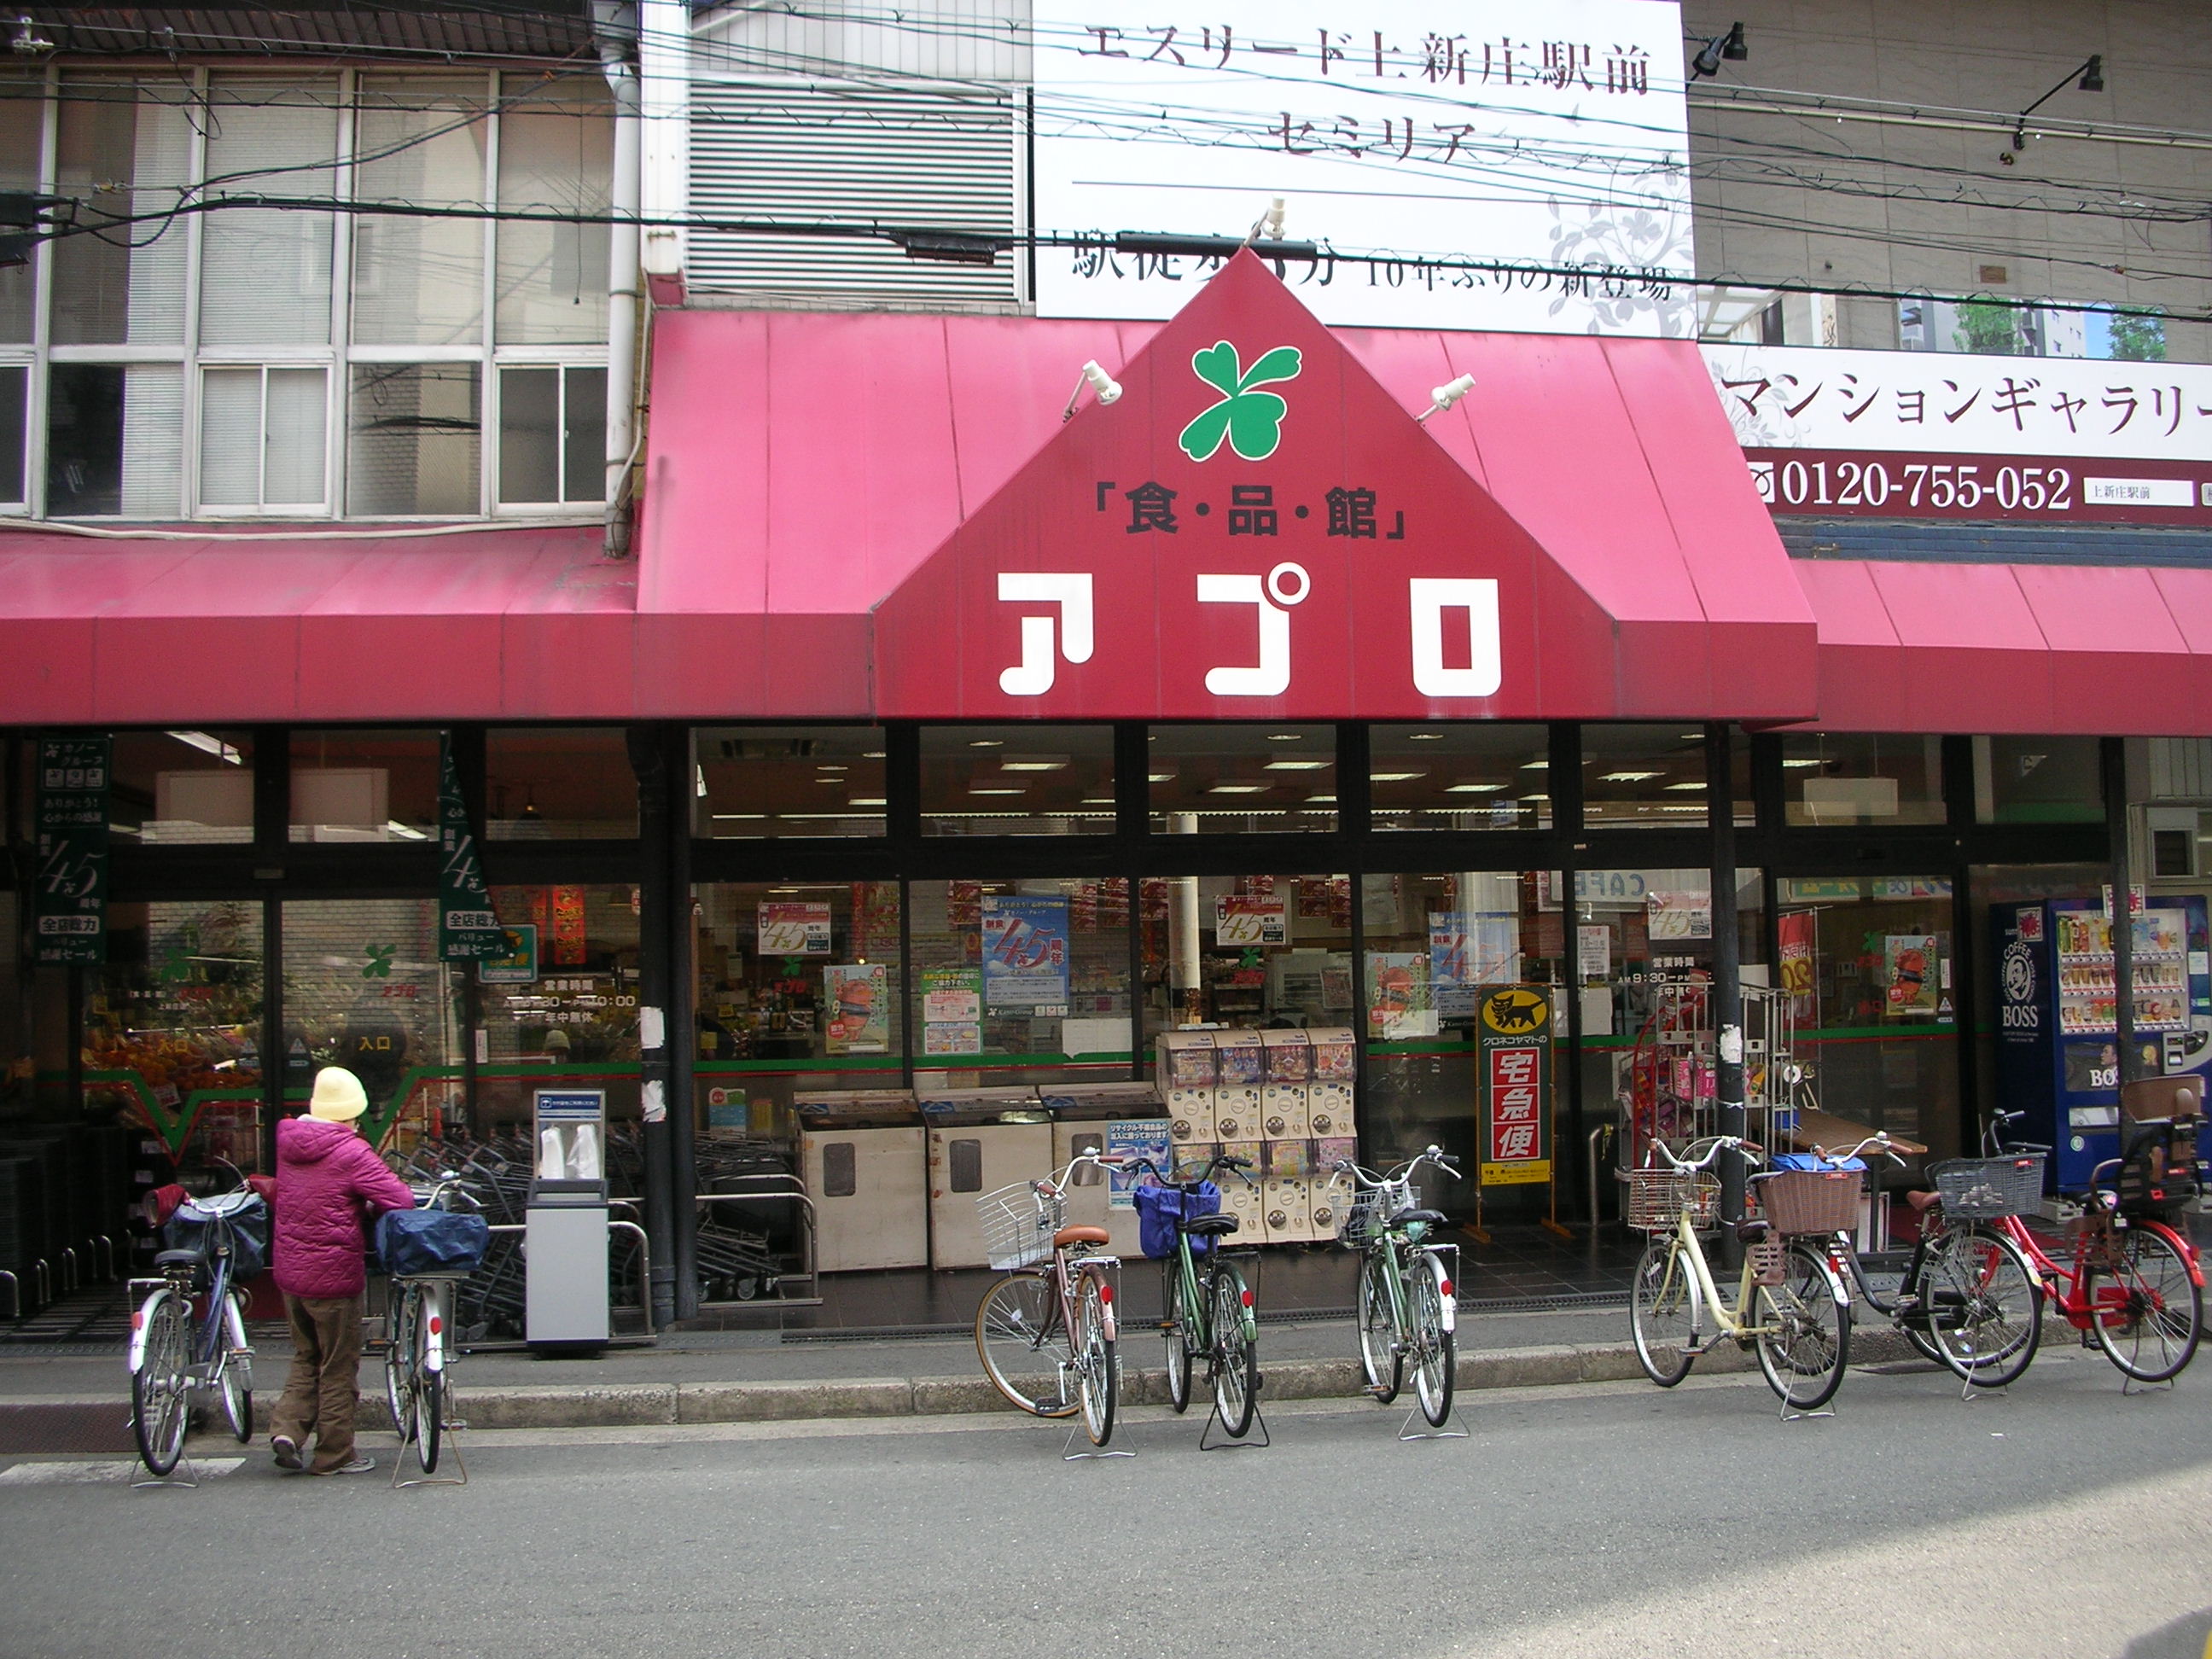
top-left (271, 1293), bottom-right (365, 1475)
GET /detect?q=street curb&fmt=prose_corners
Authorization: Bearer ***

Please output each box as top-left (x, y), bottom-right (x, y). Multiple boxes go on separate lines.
top-left (18, 1328), bottom-right (2024, 1436)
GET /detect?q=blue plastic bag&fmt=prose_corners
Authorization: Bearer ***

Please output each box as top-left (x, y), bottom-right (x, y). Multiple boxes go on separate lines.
top-left (1132, 1181), bottom-right (1222, 1259)
top-left (1768, 1151), bottom-right (1867, 1173)
top-left (376, 1208), bottom-right (491, 1277)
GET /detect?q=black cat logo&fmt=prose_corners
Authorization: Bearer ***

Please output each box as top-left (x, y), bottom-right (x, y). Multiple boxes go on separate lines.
top-left (1482, 988), bottom-right (1549, 1034)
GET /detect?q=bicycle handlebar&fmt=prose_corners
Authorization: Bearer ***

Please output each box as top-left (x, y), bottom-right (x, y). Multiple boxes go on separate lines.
top-left (1125, 1151), bottom-right (1260, 1190)
top-left (1817, 1133), bottom-right (1907, 1169)
top-left (1329, 1144), bottom-right (1461, 1190)
top-left (1645, 1135), bottom-right (1763, 1174)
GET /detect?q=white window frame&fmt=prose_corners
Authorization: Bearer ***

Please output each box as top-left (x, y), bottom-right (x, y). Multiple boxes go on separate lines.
top-left (13, 66), bottom-right (610, 523)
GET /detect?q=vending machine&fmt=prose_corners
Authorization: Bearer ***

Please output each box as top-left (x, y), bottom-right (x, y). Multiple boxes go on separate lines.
top-left (1993, 895), bottom-right (2212, 1191)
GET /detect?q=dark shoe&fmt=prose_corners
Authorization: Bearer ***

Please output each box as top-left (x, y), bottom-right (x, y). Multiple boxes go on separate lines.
top-left (271, 1435), bottom-right (303, 1472)
top-left (313, 1456), bottom-right (375, 1476)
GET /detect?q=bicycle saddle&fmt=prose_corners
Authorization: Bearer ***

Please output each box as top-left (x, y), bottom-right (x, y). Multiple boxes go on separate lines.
top-left (154, 1249), bottom-right (202, 1270)
top-left (1395, 1208), bottom-right (1447, 1226)
top-left (1734, 1218), bottom-right (1773, 1244)
top-left (1052, 1225), bottom-right (1111, 1249)
top-left (1180, 1214), bottom-right (1241, 1237)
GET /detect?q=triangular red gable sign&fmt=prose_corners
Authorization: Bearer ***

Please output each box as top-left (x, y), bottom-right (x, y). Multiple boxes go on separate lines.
top-left (875, 251), bottom-right (1629, 720)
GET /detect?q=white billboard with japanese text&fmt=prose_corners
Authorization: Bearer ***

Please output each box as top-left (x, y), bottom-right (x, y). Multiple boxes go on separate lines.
top-left (1703, 344), bottom-right (2212, 526)
top-left (1033, 0), bottom-right (1693, 334)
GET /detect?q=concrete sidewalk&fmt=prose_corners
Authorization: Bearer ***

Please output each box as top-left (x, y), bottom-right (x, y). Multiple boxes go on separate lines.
top-left (0, 1304), bottom-right (1793, 1440)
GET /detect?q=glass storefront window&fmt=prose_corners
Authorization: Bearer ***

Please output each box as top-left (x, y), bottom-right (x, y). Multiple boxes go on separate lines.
top-left (474, 883), bottom-right (642, 1135)
top-left (1781, 733), bottom-right (1944, 827)
top-left (1149, 725), bottom-right (1335, 832)
top-left (289, 727), bottom-right (438, 841)
top-left (1370, 725), bottom-right (1550, 830)
top-left (694, 726), bottom-right (886, 838)
top-left (1581, 725), bottom-right (1708, 826)
top-left (1360, 871), bottom-right (1557, 1191)
top-left (486, 726), bottom-right (637, 840)
top-left (113, 729), bottom-right (255, 844)
top-left (1974, 735), bottom-right (2102, 824)
top-left (280, 898), bottom-right (463, 1150)
top-left (911, 877), bottom-right (1129, 1088)
top-left (1774, 874), bottom-right (1957, 1159)
top-left (1141, 872), bottom-right (1352, 1043)
top-left (920, 725), bottom-right (1115, 836)
top-left (87, 900), bottom-right (265, 1173)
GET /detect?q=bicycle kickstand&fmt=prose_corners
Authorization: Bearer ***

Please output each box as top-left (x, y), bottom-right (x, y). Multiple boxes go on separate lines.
top-left (1395, 1402), bottom-right (1468, 1442)
top-left (1198, 1376), bottom-right (1271, 1452)
top-left (392, 1415), bottom-right (469, 1489)
top-left (1060, 1420), bottom-right (1136, 1461)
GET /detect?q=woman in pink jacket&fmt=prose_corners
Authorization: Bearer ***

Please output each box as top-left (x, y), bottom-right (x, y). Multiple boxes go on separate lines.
top-left (269, 1067), bottom-right (415, 1476)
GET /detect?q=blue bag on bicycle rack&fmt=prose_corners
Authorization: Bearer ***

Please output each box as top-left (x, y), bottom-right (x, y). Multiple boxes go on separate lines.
top-left (376, 1208), bottom-right (491, 1277)
top-left (1767, 1151), bottom-right (1867, 1173)
top-left (163, 1190), bottom-right (271, 1279)
top-left (1132, 1181), bottom-right (1222, 1260)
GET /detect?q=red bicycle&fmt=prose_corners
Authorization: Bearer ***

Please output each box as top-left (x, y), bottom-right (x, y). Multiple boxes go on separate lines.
top-left (1972, 1109), bottom-right (2203, 1385)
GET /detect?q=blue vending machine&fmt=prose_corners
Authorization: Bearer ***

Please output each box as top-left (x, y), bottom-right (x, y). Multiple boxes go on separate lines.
top-left (1993, 894), bottom-right (2212, 1191)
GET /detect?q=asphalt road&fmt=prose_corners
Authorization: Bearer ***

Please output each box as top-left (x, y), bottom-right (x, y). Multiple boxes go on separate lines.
top-left (3, 1349), bottom-right (2209, 1659)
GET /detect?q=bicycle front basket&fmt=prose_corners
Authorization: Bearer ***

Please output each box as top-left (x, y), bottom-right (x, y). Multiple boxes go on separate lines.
top-left (163, 1190), bottom-right (271, 1278)
top-left (1928, 1154), bottom-right (2045, 1220)
top-left (1621, 1168), bottom-right (1717, 1233)
top-left (1751, 1167), bottom-right (1862, 1237)
top-left (376, 1208), bottom-right (491, 1277)
top-left (976, 1181), bottom-right (1064, 1271)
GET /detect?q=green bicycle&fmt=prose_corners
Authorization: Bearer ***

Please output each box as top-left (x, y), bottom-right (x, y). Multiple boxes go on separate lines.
top-left (1328, 1146), bottom-right (1461, 1428)
top-left (1131, 1153), bottom-right (1262, 1441)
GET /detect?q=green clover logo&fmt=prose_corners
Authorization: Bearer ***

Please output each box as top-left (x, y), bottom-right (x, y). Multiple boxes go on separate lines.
top-left (1178, 341), bottom-right (1302, 463)
top-left (363, 943), bottom-right (396, 980)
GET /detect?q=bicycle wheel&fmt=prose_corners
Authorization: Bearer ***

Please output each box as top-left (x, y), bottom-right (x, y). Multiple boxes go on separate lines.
top-left (218, 1292), bottom-right (254, 1442)
top-left (1410, 1253), bottom-right (1455, 1429)
top-left (1755, 1241), bottom-right (1852, 1411)
top-left (974, 1272), bottom-right (1079, 1417)
top-left (131, 1289), bottom-right (191, 1476)
top-left (1074, 1275), bottom-right (1117, 1448)
top-left (1356, 1251), bottom-right (1403, 1403)
top-left (418, 1369), bottom-right (444, 1473)
top-left (384, 1284), bottom-right (420, 1445)
top-left (2087, 1224), bottom-right (2203, 1383)
top-left (1628, 1239), bottom-right (1696, 1387)
top-left (1919, 1224), bottom-right (2042, 1388)
top-left (1895, 1240), bottom-right (1947, 1368)
top-left (1161, 1261), bottom-right (1194, 1414)
top-left (1209, 1263), bottom-right (1259, 1439)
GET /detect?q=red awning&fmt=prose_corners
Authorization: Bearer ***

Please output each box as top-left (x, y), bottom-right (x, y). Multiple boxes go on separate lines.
top-left (645, 253), bottom-right (1818, 722)
top-left (0, 527), bottom-right (634, 725)
top-left (1792, 558), bottom-right (2212, 735)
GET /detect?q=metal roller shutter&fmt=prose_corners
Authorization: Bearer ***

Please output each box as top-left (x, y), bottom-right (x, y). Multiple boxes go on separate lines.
top-left (689, 81), bottom-right (1019, 303)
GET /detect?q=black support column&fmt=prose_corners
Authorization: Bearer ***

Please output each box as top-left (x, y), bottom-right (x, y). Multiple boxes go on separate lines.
top-left (2104, 737), bottom-right (2139, 1088)
top-left (626, 725), bottom-right (678, 1330)
top-left (667, 725), bottom-right (699, 1321)
top-left (1707, 724), bottom-right (1747, 1237)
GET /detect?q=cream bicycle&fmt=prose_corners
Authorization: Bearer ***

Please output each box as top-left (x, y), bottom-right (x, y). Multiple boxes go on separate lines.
top-left (1627, 1135), bottom-right (1855, 1412)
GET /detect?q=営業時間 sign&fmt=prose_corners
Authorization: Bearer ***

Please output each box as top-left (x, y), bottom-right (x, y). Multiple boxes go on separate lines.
top-left (33, 736), bottom-right (109, 965)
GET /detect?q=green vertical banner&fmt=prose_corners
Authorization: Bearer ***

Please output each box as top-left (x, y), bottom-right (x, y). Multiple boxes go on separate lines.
top-left (437, 732), bottom-right (504, 960)
top-left (1476, 984), bottom-right (1552, 1187)
top-left (33, 736), bottom-right (110, 965)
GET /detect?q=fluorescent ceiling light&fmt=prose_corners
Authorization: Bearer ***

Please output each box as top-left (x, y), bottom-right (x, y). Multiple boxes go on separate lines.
top-left (1406, 732), bottom-right (1443, 741)
top-left (167, 730), bottom-right (242, 765)
top-left (1370, 771), bottom-right (1425, 783)
top-left (968, 739), bottom-right (1004, 748)
top-left (1208, 784), bottom-right (1269, 795)
top-left (1781, 758), bottom-right (1824, 769)
top-left (1263, 760), bottom-right (1328, 771)
top-left (1147, 772), bottom-right (1173, 783)
top-left (1000, 761), bottom-right (1067, 771)
top-left (1601, 771), bottom-right (1664, 783)
top-left (862, 751), bottom-right (887, 760)
top-left (1080, 797), bottom-right (1115, 804)
top-left (1664, 781), bottom-right (1707, 791)
top-left (817, 763), bottom-right (847, 772)
top-left (695, 765), bottom-right (707, 798)
top-left (1265, 732), bottom-right (1305, 742)
top-left (1520, 792), bottom-right (1550, 801)
top-left (385, 821), bottom-right (428, 841)
top-left (1307, 794), bottom-right (1337, 803)
top-left (1446, 783), bottom-right (1507, 794)
top-left (847, 797), bottom-right (888, 806)
top-left (1520, 759), bottom-right (1548, 770)
top-left (969, 787), bottom-right (1023, 795)
top-left (712, 812), bottom-right (766, 820)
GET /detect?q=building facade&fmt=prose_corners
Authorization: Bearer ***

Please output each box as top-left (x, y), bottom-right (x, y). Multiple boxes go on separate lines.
top-left (1, 0), bottom-right (2206, 1325)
